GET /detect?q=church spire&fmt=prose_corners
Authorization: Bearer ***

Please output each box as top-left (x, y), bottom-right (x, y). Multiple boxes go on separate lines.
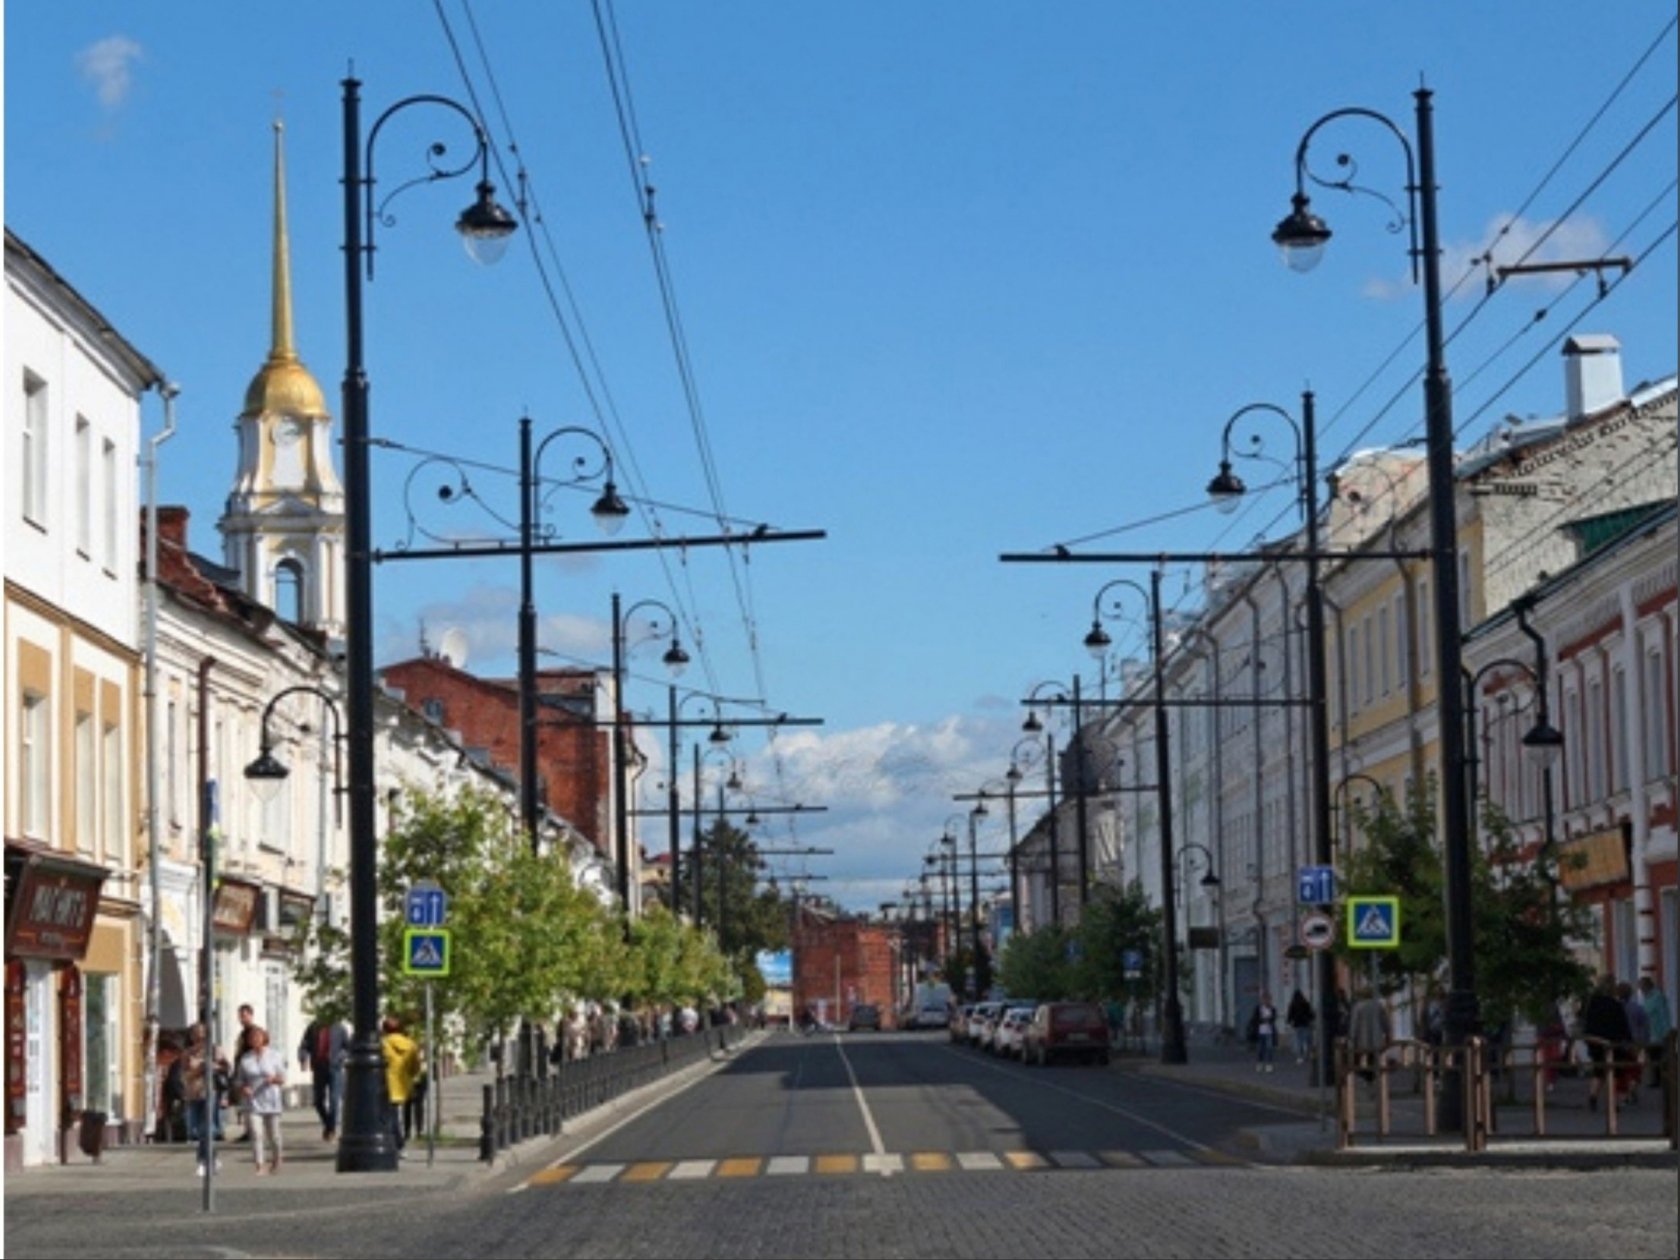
top-left (269, 117), bottom-right (298, 365)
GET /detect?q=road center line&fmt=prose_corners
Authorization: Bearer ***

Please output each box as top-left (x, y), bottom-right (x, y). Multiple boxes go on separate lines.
top-left (832, 1034), bottom-right (891, 1172)
top-left (946, 1045), bottom-right (1215, 1154)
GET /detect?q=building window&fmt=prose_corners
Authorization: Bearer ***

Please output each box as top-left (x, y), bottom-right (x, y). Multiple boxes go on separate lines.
top-left (1610, 666), bottom-right (1628, 794)
top-left (1645, 646), bottom-right (1670, 782)
top-left (1564, 686), bottom-right (1583, 807)
top-left (21, 691), bottom-right (51, 839)
top-left (1362, 615), bottom-right (1375, 707)
top-left (76, 416), bottom-right (92, 556)
top-left (21, 370), bottom-right (48, 526)
top-left (102, 438), bottom-right (118, 571)
top-left (167, 699), bottom-right (181, 829)
top-left (84, 973), bottom-right (117, 1116)
top-left (1379, 604), bottom-right (1392, 698)
top-left (1458, 550), bottom-right (1474, 632)
top-left (103, 721), bottom-right (123, 864)
top-left (1586, 676), bottom-right (1605, 803)
top-left (1346, 624), bottom-right (1361, 714)
top-left (1393, 593), bottom-right (1409, 691)
top-left (1417, 579), bottom-right (1432, 677)
top-left (275, 559), bottom-right (305, 623)
top-left (76, 712), bottom-right (96, 856)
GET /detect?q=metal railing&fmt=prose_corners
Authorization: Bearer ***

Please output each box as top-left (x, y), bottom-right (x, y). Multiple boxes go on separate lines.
top-left (1335, 1029), bottom-right (1678, 1152)
top-left (479, 1023), bottom-right (745, 1162)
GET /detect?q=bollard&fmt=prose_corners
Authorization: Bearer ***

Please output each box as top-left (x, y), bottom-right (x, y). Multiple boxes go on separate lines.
top-left (480, 1083), bottom-right (495, 1162)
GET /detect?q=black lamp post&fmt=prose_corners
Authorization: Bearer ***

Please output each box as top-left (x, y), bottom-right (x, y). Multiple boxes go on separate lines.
top-left (608, 593), bottom-right (689, 916)
top-left (1076, 575), bottom-right (1186, 1063)
top-left (1021, 683), bottom-right (1068, 925)
top-left (1204, 393), bottom-right (1335, 1087)
top-left (967, 801), bottom-right (987, 994)
top-left (1004, 734), bottom-right (1047, 935)
top-left (1463, 657), bottom-right (1562, 829)
top-left (244, 686), bottom-right (345, 822)
top-left (340, 76), bottom-right (516, 1172)
top-left (1276, 88), bottom-right (1476, 1126)
top-left (1331, 772), bottom-right (1388, 859)
top-left (518, 421), bottom-right (630, 854)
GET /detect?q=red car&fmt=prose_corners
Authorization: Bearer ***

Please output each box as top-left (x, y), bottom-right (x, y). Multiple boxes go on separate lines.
top-left (1022, 1002), bottom-right (1111, 1066)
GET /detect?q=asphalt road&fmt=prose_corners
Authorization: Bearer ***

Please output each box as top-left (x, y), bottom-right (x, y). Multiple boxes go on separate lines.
top-left (7, 1031), bottom-right (1677, 1260)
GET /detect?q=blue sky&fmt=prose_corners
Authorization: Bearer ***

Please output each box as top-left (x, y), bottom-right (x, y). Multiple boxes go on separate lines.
top-left (6, 3), bottom-right (1676, 911)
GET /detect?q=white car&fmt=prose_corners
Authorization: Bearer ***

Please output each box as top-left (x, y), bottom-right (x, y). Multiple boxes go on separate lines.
top-left (992, 1006), bottom-right (1036, 1058)
top-left (967, 1001), bottom-right (1006, 1046)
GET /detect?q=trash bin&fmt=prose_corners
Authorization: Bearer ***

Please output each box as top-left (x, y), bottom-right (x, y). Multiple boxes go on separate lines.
top-left (77, 1110), bottom-right (108, 1162)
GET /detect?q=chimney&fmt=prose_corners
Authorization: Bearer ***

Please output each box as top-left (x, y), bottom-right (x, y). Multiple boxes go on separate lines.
top-left (1562, 334), bottom-right (1623, 421)
top-left (156, 505), bottom-right (191, 551)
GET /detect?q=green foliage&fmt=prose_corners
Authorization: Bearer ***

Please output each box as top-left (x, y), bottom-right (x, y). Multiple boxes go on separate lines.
top-left (1336, 780), bottom-right (1594, 1030)
top-left (1075, 880), bottom-right (1168, 1006)
top-left (288, 783), bottom-right (744, 1042)
top-left (996, 924), bottom-right (1075, 1000)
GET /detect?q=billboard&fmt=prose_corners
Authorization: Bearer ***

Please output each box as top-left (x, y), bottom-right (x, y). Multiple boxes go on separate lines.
top-left (756, 950), bottom-right (793, 987)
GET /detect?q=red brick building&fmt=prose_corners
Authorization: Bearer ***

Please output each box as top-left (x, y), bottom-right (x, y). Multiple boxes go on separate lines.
top-left (380, 656), bottom-right (613, 855)
top-left (791, 905), bottom-right (903, 1028)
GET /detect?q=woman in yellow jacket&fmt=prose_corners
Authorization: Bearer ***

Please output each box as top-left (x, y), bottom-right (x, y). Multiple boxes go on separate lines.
top-left (380, 1016), bottom-right (423, 1154)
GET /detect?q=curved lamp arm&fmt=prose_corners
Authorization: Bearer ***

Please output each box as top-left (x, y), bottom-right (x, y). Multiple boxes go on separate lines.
top-left (620, 596), bottom-right (690, 676)
top-left (1206, 402), bottom-right (1303, 515)
top-left (1275, 105), bottom-right (1418, 280)
top-left (1083, 578), bottom-right (1150, 659)
top-left (246, 685), bottom-right (346, 823)
top-left (532, 424), bottom-right (629, 536)
top-left (360, 93), bottom-right (517, 280)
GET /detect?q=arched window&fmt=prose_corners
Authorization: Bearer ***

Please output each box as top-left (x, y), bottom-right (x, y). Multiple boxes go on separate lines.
top-left (275, 559), bottom-right (305, 623)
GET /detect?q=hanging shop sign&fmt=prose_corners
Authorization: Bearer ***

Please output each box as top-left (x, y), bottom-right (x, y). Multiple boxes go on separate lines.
top-left (4, 848), bottom-right (106, 963)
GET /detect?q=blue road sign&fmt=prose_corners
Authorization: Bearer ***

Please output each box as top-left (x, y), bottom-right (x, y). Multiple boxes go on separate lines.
top-left (1297, 865), bottom-right (1336, 905)
top-left (402, 927), bottom-right (452, 976)
top-left (1346, 896), bottom-right (1401, 949)
top-left (405, 882), bottom-right (449, 928)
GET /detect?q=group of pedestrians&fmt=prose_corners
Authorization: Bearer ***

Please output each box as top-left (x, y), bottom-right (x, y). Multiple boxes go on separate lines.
top-left (164, 1004), bottom-right (430, 1178)
top-left (1243, 972), bottom-right (1673, 1103)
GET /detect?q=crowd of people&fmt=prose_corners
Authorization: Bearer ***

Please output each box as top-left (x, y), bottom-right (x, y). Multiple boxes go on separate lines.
top-left (1245, 972), bottom-right (1674, 1104)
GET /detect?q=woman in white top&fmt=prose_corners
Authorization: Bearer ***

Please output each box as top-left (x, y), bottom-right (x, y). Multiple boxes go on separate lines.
top-left (235, 1027), bottom-right (287, 1174)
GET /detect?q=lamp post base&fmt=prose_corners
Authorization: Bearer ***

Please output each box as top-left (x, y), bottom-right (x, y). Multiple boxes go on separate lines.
top-left (1160, 1001), bottom-right (1188, 1065)
top-left (334, 1049), bottom-right (400, 1172)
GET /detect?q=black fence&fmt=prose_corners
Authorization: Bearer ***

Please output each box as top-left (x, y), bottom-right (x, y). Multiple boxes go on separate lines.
top-left (479, 1023), bottom-right (746, 1162)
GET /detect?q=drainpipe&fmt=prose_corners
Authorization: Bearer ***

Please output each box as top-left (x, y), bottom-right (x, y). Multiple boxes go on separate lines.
top-left (141, 381), bottom-right (178, 1140)
top-left (1241, 585), bottom-right (1268, 993)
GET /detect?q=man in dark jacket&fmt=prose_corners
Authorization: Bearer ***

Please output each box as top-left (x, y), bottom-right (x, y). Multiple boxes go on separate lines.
top-left (298, 1016), bottom-right (350, 1141)
top-left (1581, 975), bottom-right (1633, 1112)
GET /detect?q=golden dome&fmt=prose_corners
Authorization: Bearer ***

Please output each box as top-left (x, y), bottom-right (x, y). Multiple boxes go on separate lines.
top-left (244, 356), bottom-right (328, 418)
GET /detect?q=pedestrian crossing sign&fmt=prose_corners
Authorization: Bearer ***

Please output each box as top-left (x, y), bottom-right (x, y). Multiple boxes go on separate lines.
top-left (1346, 896), bottom-right (1401, 949)
top-left (402, 927), bottom-right (452, 976)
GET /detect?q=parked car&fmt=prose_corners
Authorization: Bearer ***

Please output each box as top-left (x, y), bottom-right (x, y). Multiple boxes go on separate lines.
top-left (966, 1001), bottom-right (1006, 1047)
top-left (991, 1005), bottom-right (1036, 1058)
top-left (847, 1003), bottom-right (881, 1032)
top-left (1022, 1002), bottom-right (1111, 1066)
top-left (912, 1000), bottom-right (950, 1030)
top-left (948, 1004), bottom-right (975, 1042)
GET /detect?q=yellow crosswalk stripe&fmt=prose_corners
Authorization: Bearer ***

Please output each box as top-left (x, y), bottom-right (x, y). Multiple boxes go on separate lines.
top-left (814, 1154), bottom-right (859, 1174)
top-left (622, 1161), bottom-right (673, 1182)
top-left (909, 1152), bottom-right (952, 1171)
top-left (1001, 1150), bottom-right (1049, 1170)
top-left (716, 1157), bottom-right (763, 1178)
top-left (529, 1165), bottom-right (580, 1185)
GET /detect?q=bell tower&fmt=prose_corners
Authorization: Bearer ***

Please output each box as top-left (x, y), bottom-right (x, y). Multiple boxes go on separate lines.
top-left (220, 118), bottom-right (345, 636)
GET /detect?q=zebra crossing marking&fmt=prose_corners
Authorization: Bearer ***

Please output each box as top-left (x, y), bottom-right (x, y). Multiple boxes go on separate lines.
top-left (530, 1146), bottom-right (1238, 1189)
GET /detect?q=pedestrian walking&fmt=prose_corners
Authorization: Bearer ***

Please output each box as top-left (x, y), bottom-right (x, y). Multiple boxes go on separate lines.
top-left (1618, 981), bottom-right (1649, 1104)
top-left (1639, 976), bottom-right (1672, 1089)
top-left (1248, 992), bottom-right (1279, 1072)
top-left (380, 1016), bottom-right (423, 1155)
top-left (1347, 988), bottom-right (1390, 1086)
top-left (298, 1014), bottom-right (349, 1141)
top-left (180, 1023), bottom-right (228, 1176)
top-left (1286, 989), bottom-right (1314, 1065)
top-left (1581, 974), bottom-right (1633, 1112)
top-left (230, 1003), bottom-right (258, 1144)
top-left (235, 1027), bottom-right (287, 1175)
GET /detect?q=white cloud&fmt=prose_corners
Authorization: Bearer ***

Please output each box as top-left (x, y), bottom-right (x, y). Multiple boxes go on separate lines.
top-left (1361, 213), bottom-right (1612, 302)
top-left (76, 35), bottom-right (142, 109)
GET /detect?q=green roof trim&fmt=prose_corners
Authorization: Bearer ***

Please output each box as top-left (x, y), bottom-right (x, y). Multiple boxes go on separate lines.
top-left (1563, 500), bottom-right (1672, 557)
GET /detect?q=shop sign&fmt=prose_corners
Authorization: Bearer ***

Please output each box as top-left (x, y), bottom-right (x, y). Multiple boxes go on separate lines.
top-left (1557, 827), bottom-right (1629, 892)
top-left (4, 852), bottom-right (105, 962)
top-left (212, 878), bottom-right (261, 935)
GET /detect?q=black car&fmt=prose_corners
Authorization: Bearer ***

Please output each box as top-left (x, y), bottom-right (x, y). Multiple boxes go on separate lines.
top-left (847, 1003), bottom-right (882, 1031)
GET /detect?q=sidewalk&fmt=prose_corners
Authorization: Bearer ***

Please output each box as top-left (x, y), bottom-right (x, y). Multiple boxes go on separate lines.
top-left (1116, 1029), bottom-right (1678, 1168)
top-left (5, 1033), bottom-right (760, 1202)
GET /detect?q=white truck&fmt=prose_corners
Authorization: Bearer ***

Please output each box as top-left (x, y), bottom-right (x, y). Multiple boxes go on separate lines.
top-left (908, 981), bottom-right (954, 1030)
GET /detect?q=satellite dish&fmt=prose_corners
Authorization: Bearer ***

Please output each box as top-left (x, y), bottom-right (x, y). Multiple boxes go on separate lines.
top-left (437, 627), bottom-right (470, 670)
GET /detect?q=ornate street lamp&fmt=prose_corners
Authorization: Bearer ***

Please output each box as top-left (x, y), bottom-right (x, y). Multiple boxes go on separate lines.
top-left (1276, 87), bottom-right (1477, 1128)
top-left (1204, 393), bottom-right (1335, 1086)
top-left (244, 686), bottom-right (345, 822)
top-left (339, 76), bottom-right (515, 1172)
